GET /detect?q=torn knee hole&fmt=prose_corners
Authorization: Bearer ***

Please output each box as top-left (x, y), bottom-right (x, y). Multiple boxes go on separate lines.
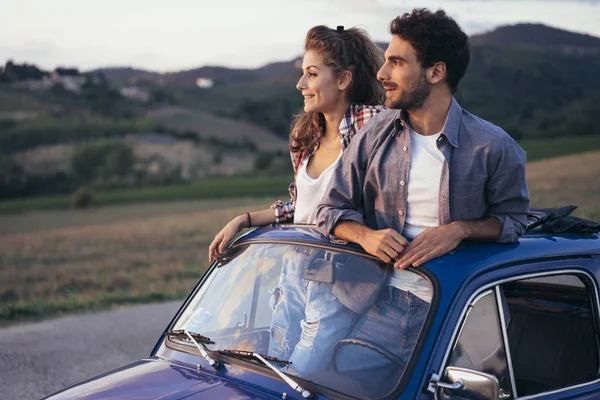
top-left (299, 320), bottom-right (319, 345)
top-left (269, 287), bottom-right (283, 310)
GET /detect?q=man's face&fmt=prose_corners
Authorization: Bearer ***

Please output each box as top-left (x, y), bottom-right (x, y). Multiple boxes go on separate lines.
top-left (377, 36), bottom-right (430, 110)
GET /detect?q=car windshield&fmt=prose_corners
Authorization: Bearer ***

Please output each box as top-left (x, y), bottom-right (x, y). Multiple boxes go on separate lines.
top-left (172, 242), bottom-right (433, 398)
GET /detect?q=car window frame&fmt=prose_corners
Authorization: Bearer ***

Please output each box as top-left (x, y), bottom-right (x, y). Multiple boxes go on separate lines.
top-left (432, 262), bottom-right (600, 400)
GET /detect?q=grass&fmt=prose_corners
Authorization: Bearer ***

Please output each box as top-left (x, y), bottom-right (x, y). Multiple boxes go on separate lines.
top-left (0, 197), bottom-right (274, 235)
top-left (1, 135), bottom-right (596, 216)
top-left (0, 175), bottom-right (292, 215)
top-left (519, 135), bottom-right (600, 162)
top-left (527, 151), bottom-right (600, 221)
top-left (0, 198), bottom-right (274, 323)
top-left (1, 151), bottom-right (598, 325)
top-left (150, 106), bottom-right (287, 151)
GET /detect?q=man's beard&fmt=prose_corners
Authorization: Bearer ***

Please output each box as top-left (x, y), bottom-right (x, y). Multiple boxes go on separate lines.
top-left (385, 70), bottom-right (430, 110)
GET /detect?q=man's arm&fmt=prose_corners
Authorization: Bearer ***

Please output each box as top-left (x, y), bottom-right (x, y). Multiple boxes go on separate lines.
top-left (394, 218), bottom-right (501, 269)
top-left (396, 134), bottom-right (529, 269)
top-left (334, 221), bottom-right (409, 263)
top-left (316, 124), bottom-right (374, 239)
top-left (485, 136), bottom-right (530, 243)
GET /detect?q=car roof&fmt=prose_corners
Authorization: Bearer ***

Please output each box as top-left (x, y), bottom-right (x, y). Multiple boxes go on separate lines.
top-left (237, 225), bottom-right (600, 281)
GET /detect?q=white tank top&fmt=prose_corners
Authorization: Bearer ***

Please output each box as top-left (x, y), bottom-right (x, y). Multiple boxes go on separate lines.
top-left (294, 151), bottom-right (343, 224)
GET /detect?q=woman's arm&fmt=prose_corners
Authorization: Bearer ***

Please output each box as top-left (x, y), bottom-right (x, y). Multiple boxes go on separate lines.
top-left (208, 208), bottom-right (277, 262)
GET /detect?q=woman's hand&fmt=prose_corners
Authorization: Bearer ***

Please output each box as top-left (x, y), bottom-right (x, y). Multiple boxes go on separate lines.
top-left (208, 215), bottom-right (247, 262)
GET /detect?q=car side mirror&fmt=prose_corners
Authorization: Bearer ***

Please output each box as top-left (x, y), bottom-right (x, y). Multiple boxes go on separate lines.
top-left (434, 366), bottom-right (500, 400)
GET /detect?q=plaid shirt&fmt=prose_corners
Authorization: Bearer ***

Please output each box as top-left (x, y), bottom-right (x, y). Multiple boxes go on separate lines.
top-left (272, 104), bottom-right (386, 223)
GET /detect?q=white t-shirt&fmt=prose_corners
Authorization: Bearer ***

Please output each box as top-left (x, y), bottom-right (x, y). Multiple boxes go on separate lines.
top-left (403, 126), bottom-right (445, 237)
top-left (388, 125), bottom-right (444, 303)
top-left (294, 151), bottom-right (343, 224)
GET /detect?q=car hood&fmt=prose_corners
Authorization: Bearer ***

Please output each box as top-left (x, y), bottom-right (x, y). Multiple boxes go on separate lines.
top-left (44, 357), bottom-right (282, 400)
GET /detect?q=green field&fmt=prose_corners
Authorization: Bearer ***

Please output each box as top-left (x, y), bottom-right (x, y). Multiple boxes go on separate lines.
top-left (0, 152), bottom-right (599, 324)
top-left (150, 107), bottom-right (288, 151)
top-left (0, 175), bottom-right (292, 215)
top-left (0, 197), bottom-right (275, 323)
top-left (2, 135), bottom-right (599, 216)
top-left (519, 135), bottom-right (600, 162)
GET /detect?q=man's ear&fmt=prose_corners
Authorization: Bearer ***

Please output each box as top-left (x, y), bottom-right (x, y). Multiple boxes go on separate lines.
top-left (429, 62), bottom-right (446, 85)
top-left (338, 70), bottom-right (353, 91)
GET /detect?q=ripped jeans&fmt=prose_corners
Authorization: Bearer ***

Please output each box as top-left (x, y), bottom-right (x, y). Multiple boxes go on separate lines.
top-left (268, 249), bottom-right (360, 375)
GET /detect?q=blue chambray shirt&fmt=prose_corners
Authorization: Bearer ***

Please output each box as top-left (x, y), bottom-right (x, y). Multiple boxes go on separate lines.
top-left (316, 97), bottom-right (530, 243)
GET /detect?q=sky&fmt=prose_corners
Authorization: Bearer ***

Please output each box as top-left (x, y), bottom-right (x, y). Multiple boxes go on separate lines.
top-left (1, 0), bottom-right (599, 72)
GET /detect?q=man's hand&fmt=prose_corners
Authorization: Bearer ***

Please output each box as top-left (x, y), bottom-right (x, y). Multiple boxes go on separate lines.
top-left (358, 228), bottom-right (409, 263)
top-left (394, 223), bottom-right (465, 269)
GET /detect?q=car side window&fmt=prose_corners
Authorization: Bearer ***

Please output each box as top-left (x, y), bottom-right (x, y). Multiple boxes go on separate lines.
top-left (446, 290), bottom-right (514, 399)
top-left (503, 273), bottom-right (600, 397)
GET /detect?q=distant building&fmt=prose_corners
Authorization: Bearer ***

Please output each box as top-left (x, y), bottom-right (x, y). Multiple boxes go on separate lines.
top-left (120, 86), bottom-right (151, 102)
top-left (196, 77), bottom-right (214, 88)
top-left (49, 74), bottom-right (86, 92)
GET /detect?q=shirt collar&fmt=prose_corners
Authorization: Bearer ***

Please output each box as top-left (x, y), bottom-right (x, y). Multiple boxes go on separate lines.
top-left (440, 97), bottom-right (462, 148)
top-left (393, 97), bottom-right (462, 148)
top-left (338, 104), bottom-right (355, 139)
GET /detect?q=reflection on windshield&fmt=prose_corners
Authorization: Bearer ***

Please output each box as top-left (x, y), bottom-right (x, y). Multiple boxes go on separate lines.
top-left (173, 243), bottom-right (433, 398)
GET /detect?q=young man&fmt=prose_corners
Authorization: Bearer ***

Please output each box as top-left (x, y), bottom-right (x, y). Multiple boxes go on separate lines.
top-left (315, 8), bottom-right (530, 385)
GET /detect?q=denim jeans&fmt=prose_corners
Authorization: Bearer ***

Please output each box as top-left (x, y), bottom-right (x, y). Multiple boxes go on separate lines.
top-left (268, 249), bottom-right (360, 375)
top-left (334, 286), bottom-right (429, 393)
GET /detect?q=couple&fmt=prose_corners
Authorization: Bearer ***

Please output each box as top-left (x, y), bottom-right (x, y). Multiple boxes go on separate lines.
top-left (209, 8), bottom-right (529, 379)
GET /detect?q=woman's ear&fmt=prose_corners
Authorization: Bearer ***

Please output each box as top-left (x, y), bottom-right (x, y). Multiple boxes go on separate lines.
top-left (338, 70), bottom-right (352, 91)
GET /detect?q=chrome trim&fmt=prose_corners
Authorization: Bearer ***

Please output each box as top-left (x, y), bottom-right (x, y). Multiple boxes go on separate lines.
top-left (473, 289), bottom-right (493, 305)
top-left (232, 239), bottom-right (381, 262)
top-left (495, 286), bottom-right (518, 398)
top-left (434, 267), bottom-right (600, 400)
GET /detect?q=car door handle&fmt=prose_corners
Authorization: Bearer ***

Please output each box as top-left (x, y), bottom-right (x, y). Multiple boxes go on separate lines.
top-left (435, 380), bottom-right (464, 390)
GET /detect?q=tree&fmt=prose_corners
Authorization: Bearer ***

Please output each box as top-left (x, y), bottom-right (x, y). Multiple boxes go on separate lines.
top-left (102, 144), bottom-right (135, 179)
top-left (71, 141), bottom-right (135, 184)
top-left (0, 155), bottom-right (27, 199)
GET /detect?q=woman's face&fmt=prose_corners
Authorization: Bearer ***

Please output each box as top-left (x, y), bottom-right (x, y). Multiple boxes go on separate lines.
top-left (296, 50), bottom-right (346, 114)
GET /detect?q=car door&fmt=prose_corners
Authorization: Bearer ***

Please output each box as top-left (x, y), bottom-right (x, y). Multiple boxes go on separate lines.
top-left (427, 258), bottom-right (600, 400)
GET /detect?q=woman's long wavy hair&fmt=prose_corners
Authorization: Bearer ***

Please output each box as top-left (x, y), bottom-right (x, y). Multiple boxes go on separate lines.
top-left (289, 25), bottom-right (385, 154)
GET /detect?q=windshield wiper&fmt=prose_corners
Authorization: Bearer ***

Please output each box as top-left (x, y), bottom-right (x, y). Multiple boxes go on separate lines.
top-left (166, 329), bottom-right (220, 369)
top-left (217, 349), bottom-right (291, 365)
top-left (218, 349), bottom-right (313, 399)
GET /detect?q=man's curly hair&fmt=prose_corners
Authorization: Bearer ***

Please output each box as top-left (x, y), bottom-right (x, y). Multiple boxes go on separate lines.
top-left (390, 8), bottom-right (470, 93)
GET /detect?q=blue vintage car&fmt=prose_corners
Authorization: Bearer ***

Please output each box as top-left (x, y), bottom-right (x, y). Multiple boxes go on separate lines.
top-left (45, 225), bottom-right (600, 400)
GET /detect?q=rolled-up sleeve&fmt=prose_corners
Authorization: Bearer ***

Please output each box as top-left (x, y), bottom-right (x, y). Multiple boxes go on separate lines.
top-left (486, 136), bottom-right (530, 243)
top-left (316, 129), bottom-right (372, 239)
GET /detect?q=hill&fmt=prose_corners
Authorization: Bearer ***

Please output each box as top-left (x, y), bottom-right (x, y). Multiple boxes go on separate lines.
top-left (94, 24), bottom-right (600, 87)
top-left (90, 58), bottom-right (302, 87)
top-left (470, 23), bottom-right (600, 52)
top-left (159, 58), bottom-right (301, 86)
top-left (1, 23), bottom-right (600, 201)
top-left (87, 67), bottom-right (162, 86)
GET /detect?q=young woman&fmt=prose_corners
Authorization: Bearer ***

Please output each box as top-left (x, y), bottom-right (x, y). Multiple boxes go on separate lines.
top-left (208, 25), bottom-right (386, 375)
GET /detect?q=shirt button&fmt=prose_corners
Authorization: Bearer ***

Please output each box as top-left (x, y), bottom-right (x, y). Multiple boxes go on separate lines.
top-left (400, 180), bottom-right (405, 186)
top-left (398, 210), bottom-right (404, 216)
top-left (403, 146), bottom-right (408, 151)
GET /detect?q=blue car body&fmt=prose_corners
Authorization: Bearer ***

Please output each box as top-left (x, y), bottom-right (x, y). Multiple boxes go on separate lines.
top-left (45, 226), bottom-right (600, 400)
